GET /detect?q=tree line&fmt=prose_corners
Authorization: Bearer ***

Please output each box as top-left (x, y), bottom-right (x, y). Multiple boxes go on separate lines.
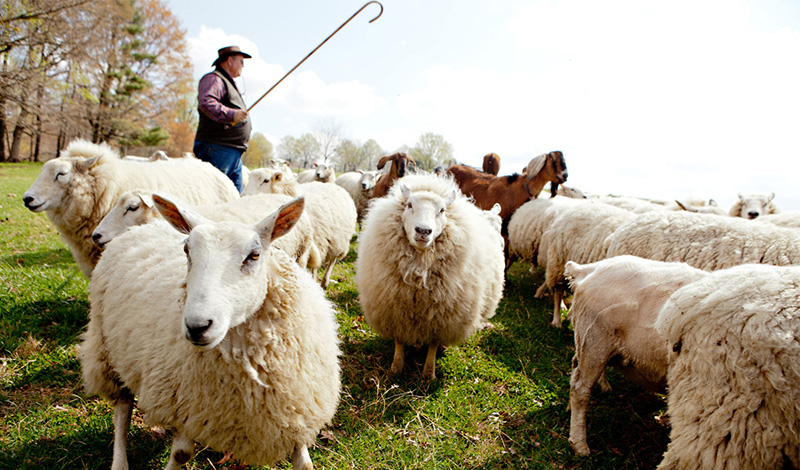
top-left (1, 1), bottom-right (455, 172)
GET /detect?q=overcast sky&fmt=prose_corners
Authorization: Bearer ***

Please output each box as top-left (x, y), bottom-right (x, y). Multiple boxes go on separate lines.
top-left (166, 0), bottom-right (800, 211)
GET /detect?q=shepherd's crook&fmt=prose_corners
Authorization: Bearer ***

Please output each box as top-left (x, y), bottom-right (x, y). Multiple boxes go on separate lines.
top-left (239, 1), bottom-right (383, 121)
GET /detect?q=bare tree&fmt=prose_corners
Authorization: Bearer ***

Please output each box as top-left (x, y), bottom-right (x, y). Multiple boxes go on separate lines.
top-left (313, 117), bottom-right (343, 164)
top-left (277, 133), bottom-right (320, 169)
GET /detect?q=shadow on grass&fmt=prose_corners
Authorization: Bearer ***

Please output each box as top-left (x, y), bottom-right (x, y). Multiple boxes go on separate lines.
top-left (2, 248), bottom-right (76, 269)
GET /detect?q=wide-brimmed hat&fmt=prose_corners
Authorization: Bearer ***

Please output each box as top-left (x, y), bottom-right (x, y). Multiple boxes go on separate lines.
top-left (212, 45), bottom-right (252, 67)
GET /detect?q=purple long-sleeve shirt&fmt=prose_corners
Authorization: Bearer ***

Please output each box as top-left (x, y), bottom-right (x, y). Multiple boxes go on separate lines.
top-left (197, 72), bottom-right (238, 123)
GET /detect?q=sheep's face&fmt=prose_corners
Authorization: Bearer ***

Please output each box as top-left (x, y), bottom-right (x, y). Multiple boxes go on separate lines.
top-left (92, 192), bottom-right (154, 248)
top-left (400, 186), bottom-right (456, 250)
top-left (241, 169), bottom-right (278, 196)
top-left (22, 159), bottom-right (76, 212)
top-left (736, 192), bottom-right (774, 219)
top-left (315, 164), bottom-right (333, 180)
top-left (359, 171), bottom-right (378, 191)
top-left (153, 194), bottom-right (305, 350)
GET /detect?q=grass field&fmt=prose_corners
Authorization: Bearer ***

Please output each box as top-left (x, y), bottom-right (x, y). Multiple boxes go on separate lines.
top-left (0, 162), bottom-right (669, 469)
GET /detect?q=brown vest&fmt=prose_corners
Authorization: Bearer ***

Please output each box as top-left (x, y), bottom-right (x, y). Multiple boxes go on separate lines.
top-left (195, 70), bottom-right (252, 150)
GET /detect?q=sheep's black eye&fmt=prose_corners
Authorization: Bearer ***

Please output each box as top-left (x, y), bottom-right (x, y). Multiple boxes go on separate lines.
top-left (263, 179), bottom-right (269, 184)
top-left (440, 207), bottom-right (445, 214)
top-left (126, 204), bottom-right (139, 213)
top-left (54, 172), bottom-right (66, 181)
top-left (183, 243), bottom-right (189, 255)
top-left (406, 202), bottom-right (412, 209)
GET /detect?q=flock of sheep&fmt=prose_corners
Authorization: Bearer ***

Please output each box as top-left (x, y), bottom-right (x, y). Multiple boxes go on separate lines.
top-left (20, 138), bottom-right (800, 469)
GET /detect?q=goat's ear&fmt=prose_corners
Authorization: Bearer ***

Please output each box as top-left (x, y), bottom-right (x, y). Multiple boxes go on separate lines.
top-left (377, 155), bottom-right (391, 170)
top-left (152, 194), bottom-right (210, 234)
top-left (256, 196), bottom-right (304, 245)
top-left (74, 155), bottom-right (101, 173)
top-left (526, 154), bottom-right (546, 180)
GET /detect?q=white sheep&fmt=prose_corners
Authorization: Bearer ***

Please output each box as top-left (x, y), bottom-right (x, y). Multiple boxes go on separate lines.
top-left (557, 184), bottom-right (587, 199)
top-left (674, 198), bottom-right (727, 215)
top-left (535, 201), bottom-right (637, 327)
top-left (242, 167), bottom-right (357, 288)
top-left (79, 195), bottom-right (341, 470)
top-left (334, 170), bottom-right (380, 220)
top-left (654, 263), bottom-right (800, 469)
top-left (564, 256), bottom-right (708, 457)
top-left (506, 196), bottom-right (584, 271)
top-left (355, 173), bottom-right (505, 380)
top-left (297, 163), bottom-right (335, 184)
top-left (122, 150), bottom-right (169, 162)
top-left (22, 139), bottom-right (239, 277)
top-left (728, 192), bottom-right (780, 219)
top-left (758, 211), bottom-right (800, 229)
top-left (92, 189), bottom-right (320, 270)
top-left (594, 195), bottom-right (669, 213)
top-left (606, 210), bottom-right (800, 270)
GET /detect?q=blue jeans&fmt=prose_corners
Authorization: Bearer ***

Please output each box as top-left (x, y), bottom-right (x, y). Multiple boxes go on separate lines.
top-left (193, 141), bottom-right (244, 193)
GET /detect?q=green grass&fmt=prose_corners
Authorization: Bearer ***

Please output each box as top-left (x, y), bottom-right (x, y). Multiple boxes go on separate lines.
top-left (0, 162), bottom-right (669, 469)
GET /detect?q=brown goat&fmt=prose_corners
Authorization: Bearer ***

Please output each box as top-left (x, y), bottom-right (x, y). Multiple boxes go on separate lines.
top-left (482, 153), bottom-right (500, 175)
top-left (447, 151), bottom-right (568, 221)
top-left (369, 152), bottom-right (417, 199)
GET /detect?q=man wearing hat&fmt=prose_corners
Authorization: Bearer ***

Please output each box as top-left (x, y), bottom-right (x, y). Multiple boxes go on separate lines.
top-left (193, 45), bottom-right (253, 192)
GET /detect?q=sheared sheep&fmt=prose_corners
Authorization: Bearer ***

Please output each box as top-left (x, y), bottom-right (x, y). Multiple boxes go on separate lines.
top-left (564, 256), bottom-right (707, 457)
top-left (355, 173), bottom-right (505, 380)
top-left (606, 210), bottom-right (800, 270)
top-left (728, 192), bottom-right (780, 219)
top-left (297, 162), bottom-right (335, 183)
top-left (92, 189), bottom-right (320, 269)
top-left (335, 170), bottom-right (380, 220)
top-left (654, 263), bottom-right (800, 469)
top-left (79, 195), bottom-right (341, 470)
top-left (21, 139), bottom-right (239, 277)
top-left (535, 201), bottom-right (637, 327)
top-left (241, 168), bottom-right (356, 288)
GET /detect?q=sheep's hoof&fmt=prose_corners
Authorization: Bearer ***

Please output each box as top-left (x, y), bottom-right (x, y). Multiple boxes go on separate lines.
top-left (569, 439), bottom-right (591, 457)
top-left (390, 363), bottom-right (403, 375)
top-left (422, 366), bottom-right (436, 380)
top-left (550, 319), bottom-right (563, 328)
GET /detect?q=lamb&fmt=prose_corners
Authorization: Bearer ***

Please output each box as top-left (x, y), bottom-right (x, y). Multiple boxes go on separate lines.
top-left (564, 256), bottom-right (708, 457)
top-left (21, 139), bottom-right (240, 277)
top-left (355, 173), bottom-right (505, 380)
top-left (482, 152), bottom-right (500, 175)
top-left (728, 192), bottom-right (780, 219)
top-left (558, 185), bottom-right (587, 199)
top-left (370, 152), bottom-right (417, 199)
top-left (654, 263), bottom-right (800, 469)
top-left (606, 210), bottom-right (800, 270)
top-left (297, 162), bottom-right (335, 183)
top-left (79, 195), bottom-right (341, 470)
top-left (241, 167), bottom-right (357, 288)
top-left (335, 170), bottom-right (380, 220)
top-left (92, 190), bottom-right (320, 270)
top-left (535, 201), bottom-right (637, 327)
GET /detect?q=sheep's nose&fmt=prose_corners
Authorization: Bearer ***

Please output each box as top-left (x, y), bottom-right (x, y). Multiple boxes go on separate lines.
top-left (92, 232), bottom-right (102, 243)
top-left (747, 211), bottom-right (759, 219)
top-left (415, 226), bottom-right (432, 236)
top-left (23, 195), bottom-right (34, 206)
top-left (186, 319), bottom-right (213, 343)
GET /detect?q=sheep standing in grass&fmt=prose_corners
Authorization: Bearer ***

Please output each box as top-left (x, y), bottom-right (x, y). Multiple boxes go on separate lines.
top-left (80, 196), bottom-right (341, 470)
top-left (654, 263), bottom-right (800, 469)
top-left (564, 256), bottom-right (707, 457)
top-left (728, 192), bottom-right (780, 219)
top-left (21, 139), bottom-right (239, 277)
top-left (335, 170), bottom-right (380, 220)
top-left (241, 168), bottom-right (356, 288)
top-left (355, 174), bottom-right (505, 380)
top-left (297, 163), bottom-right (335, 183)
top-left (92, 190), bottom-right (320, 269)
top-left (535, 201), bottom-right (637, 327)
top-left (606, 210), bottom-right (800, 269)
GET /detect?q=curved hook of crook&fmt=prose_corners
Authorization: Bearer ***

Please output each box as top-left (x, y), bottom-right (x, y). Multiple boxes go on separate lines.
top-left (363, 1), bottom-right (384, 23)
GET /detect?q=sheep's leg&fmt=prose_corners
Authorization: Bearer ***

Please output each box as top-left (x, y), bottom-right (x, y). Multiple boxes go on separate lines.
top-left (320, 261), bottom-right (337, 289)
top-left (291, 444), bottom-right (314, 470)
top-left (390, 339), bottom-right (405, 375)
top-left (422, 341), bottom-right (439, 380)
top-left (568, 346), bottom-right (612, 457)
top-left (111, 390), bottom-right (134, 470)
top-left (551, 286), bottom-right (564, 328)
top-left (163, 431), bottom-right (194, 470)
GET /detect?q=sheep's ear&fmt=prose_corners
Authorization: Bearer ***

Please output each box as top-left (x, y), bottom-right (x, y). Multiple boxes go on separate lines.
top-left (273, 172), bottom-right (283, 182)
top-left (138, 193), bottom-right (154, 208)
top-left (767, 192), bottom-right (775, 203)
top-left (708, 199), bottom-right (718, 207)
top-left (313, 163), bottom-right (318, 168)
top-left (152, 194), bottom-right (210, 234)
top-left (256, 196), bottom-right (304, 245)
top-left (490, 203), bottom-right (501, 215)
top-left (400, 184), bottom-right (411, 201)
top-left (358, 170), bottom-right (364, 174)
top-left (738, 192), bottom-right (744, 200)
top-left (526, 154), bottom-right (546, 180)
top-left (445, 189), bottom-right (457, 207)
top-left (74, 155), bottom-right (101, 173)
top-left (675, 200), bottom-right (697, 212)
